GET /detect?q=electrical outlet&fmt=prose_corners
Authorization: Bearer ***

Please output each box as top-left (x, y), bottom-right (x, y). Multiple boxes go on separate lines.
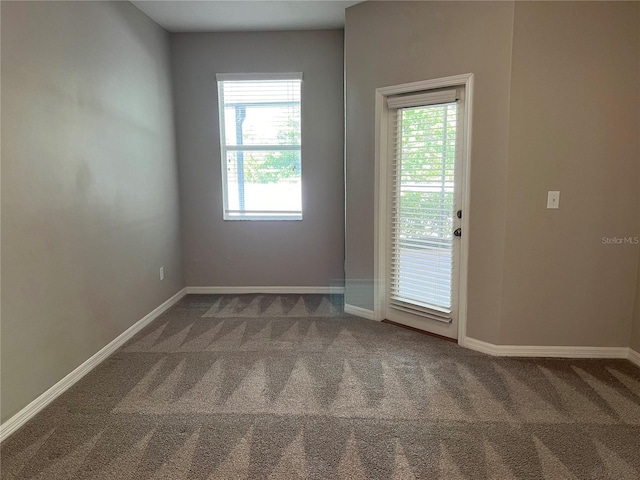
top-left (160, 267), bottom-right (164, 281)
top-left (547, 191), bottom-right (560, 209)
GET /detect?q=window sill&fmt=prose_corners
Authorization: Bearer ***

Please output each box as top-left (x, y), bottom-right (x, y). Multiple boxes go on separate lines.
top-left (223, 214), bottom-right (303, 221)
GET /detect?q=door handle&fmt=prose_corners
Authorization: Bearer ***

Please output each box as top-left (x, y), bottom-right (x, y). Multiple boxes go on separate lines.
top-left (453, 228), bottom-right (462, 237)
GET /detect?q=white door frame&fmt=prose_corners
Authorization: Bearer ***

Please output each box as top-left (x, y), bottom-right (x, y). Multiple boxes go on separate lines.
top-left (373, 73), bottom-right (474, 347)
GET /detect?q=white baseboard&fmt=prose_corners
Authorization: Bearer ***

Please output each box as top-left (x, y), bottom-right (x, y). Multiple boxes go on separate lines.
top-left (344, 303), bottom-right (376, 321)
top-left (629, 348), bottom-right (640, 367)
top-left (0, 288), bottom-right (187, 443)
top-left (463, 337), bottom-right (501, 356)
top-left (464, 337), bottom-right (630, 359)
top-left (185, 286), bottom-right (345, 295)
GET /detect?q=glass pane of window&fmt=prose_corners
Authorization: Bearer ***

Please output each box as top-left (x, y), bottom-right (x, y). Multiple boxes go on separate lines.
top-left (225, 150), bottom-right (302, 219)
top-left (218, 77), bottom-right (302, 220)
top-left (390, 103), bottom-right (457, 313)
top-left (223, 105), bottom-right (301, 146)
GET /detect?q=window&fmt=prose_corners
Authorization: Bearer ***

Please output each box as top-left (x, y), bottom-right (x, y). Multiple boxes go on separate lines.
top-left (217, 73), bottom-right (302, 220)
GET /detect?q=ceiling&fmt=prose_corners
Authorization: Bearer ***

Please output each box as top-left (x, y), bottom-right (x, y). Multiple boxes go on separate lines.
top-left (131, 1), bottom-right (363, 33)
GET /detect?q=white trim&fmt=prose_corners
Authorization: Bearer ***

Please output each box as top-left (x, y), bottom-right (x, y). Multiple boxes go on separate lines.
top-left (185, 286), bottom-right (345, 295)
top-left (464, 337), bottom-right (630, 359)
top-left (216, 72), bottom-right (303, 81)
top-left (217, 75), bottom-right (303, 222)
top-left (223, 214), bottom-right (303, 222)
top-left (456, 75), bottom-right (473, 349)
top-left (373, 73), bottom-right (473, 345)
top-left (373, 87), bottom-right (388, 322)
top-left (344, 304), bottom-right (376, 321)
top-left (629, 348), bottom-right (640, 367)
top-left (376, 74), bottom-right (475, 97)
top-left (0, 288), bottom-right (187, 443)
top-left (386, 89), bottom-right (457, 109)
top-left (464, 337), bottom-right (502, 356)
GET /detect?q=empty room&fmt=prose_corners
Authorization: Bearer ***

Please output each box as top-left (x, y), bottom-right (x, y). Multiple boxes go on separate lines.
top-left (1, 1), bottom-right (639, 478)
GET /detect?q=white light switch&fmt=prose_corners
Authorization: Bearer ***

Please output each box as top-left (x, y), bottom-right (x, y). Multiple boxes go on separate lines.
top-left (547, 191), bottom-right (560, 209)
top-left (160, 267), bottom-right (164, 281)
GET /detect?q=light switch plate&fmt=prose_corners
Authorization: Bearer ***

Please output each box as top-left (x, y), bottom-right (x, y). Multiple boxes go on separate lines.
top-left (547, 191), bottom-right (560, 209)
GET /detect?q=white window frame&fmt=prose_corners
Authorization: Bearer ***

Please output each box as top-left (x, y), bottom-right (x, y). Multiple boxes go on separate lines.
top-left (217, 72), bottom-right (303, 221)
top-left (373, 73), bottom-right (474, 347)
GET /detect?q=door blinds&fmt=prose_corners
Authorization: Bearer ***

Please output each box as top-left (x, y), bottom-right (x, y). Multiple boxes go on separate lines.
top-left (387, 90), bottom-right (458, 323)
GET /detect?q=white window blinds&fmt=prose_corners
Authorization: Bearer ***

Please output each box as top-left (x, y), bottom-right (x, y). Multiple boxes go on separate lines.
top-left (388, 92), bottom-right (458, 323)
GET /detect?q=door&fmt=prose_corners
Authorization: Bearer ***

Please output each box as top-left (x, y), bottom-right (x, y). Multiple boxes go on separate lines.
top-left (384, 87), bottom-right (465, 339)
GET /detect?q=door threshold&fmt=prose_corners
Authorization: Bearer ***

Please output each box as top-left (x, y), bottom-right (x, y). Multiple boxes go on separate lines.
top-left (381, 319), bottom-right (457, 343)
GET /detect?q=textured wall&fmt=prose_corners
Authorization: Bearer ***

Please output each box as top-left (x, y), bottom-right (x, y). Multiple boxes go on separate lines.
top-left (171, 30), bottom-right (345, 288)
top-left (500, 1), bottom-right (640, 346)
top-left (1, 1), bottom-right (184, 422)
top-left (344, 1), bottom-right (515, 343)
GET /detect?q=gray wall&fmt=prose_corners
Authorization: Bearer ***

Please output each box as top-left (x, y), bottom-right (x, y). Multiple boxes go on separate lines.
top-left (632, 3), bottom-right (640, 355)
top-left (1, 1), bottom-right (184, 422)
top-left (500, 1), bottom-right (640, 346)
top-left (345, 1), bottom-right (640, 347)
top-left (170, 31), bottom-right (345, 288)
top-left (345, 1), bottom-right (516, 343)
top-left (633, 261), bottom-right (640, 352)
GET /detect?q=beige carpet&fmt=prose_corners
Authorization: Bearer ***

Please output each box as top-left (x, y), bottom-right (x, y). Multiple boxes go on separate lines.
top-left (2, 294), bottom-right (640, 479)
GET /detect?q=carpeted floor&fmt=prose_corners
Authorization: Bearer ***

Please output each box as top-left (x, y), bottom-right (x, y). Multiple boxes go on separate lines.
top-left (2, 294), bottom-right (640, 479)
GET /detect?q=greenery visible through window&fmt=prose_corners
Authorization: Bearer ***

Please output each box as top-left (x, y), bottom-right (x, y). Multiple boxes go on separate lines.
top-left (397, 103), bottom-right (457, 246)
top-left (217, 75), bottom-right (302, 220)
top-left (390, 100), bottom-right (458, 311)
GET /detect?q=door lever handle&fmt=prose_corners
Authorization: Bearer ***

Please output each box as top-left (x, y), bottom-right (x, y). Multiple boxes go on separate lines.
top-left (453, 228), bottom-right (462, 237)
